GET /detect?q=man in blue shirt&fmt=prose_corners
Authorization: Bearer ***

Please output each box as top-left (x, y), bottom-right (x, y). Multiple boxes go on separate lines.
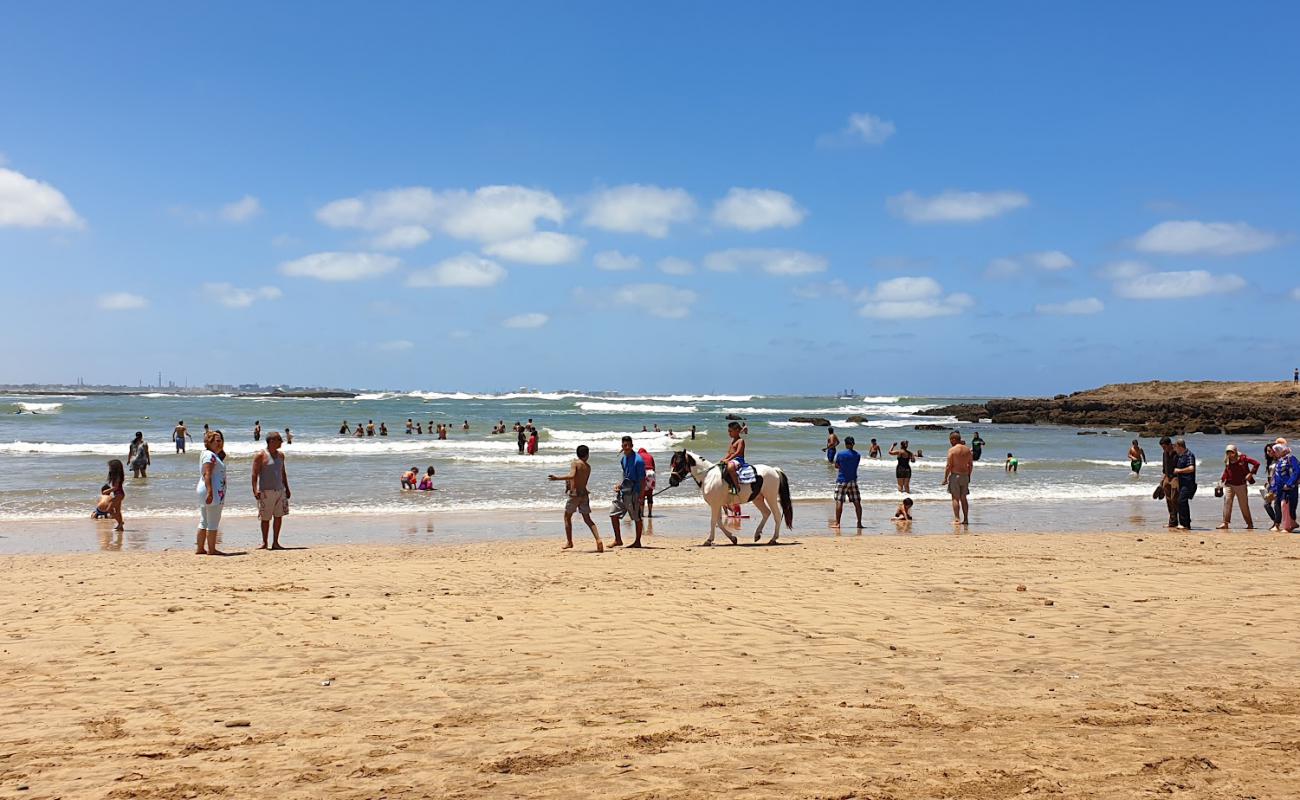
top-left (609, 435), bottom-right (646, 548)
top-left (1172, 438), bottom-right (1197, 530)
top-left (832, 436), bottom-right (863, 529)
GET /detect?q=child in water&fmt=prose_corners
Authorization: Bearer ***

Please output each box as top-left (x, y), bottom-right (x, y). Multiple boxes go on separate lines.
top-left (1005, 453), bottom-right (1019, 473)
top-left (91, 484), bottom-right (114, 519)
top-left (893, 497), bottom-right (914, 520)
top-left (401, 467), bottom-right (418, 490)
top-left (418, 466), bottom-right (436, 491)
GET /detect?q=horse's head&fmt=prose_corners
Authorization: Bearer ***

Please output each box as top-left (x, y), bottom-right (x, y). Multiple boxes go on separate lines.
top-left (668, 450), bottom-right (696, 487)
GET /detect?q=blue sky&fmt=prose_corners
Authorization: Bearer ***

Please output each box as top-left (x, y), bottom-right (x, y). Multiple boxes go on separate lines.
top-left (1, 2), bottom-right (1297, 395)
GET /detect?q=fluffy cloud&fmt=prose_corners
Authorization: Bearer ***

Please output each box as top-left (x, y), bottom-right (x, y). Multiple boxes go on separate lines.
top-left (280, 252), bottom-right (399, 282)
top-left (613, 283), bottom-right (698, 319)
top-left (483, 232), bottom-right (585, 265)
top-left (0, 166), bottom-right (84, 229)
top-left (1035, 297), bottom-right (1104, 316)
top-left (503, 312), bottom-right (549, 329)
top-left (657, 257), bottom-right (694, 276)
top-left (711, 188), bottom-right (806, 231)
top-left (887, 189), bottom-right (1029, 224)
top-left (986, 250), bottom-right (1075, 278)
top-left (378, 339), bottom-right (415, 352)
top-left (98, 292), bottom-right (148, 311)
top-left (1113, 270), bottom-right (1246, 299)
top-left (818, 112), bottom-right (896, 146)
top-left (317, 185), bottom-right (566, 244)
top-left (219, 195), bottom-right (262, 223)
top-left (1097, 260), bottom-right (1150, 280)
top-left (406, 254), bottom-right (506, 288)
top-left (1134, 220), bottom-right (1282, 256)
top-left (202, 283), bottom-right (282, 308)
top-left (703, 248), bottom-right (827, 276)
top-left (858, 276), bottom-right (974, 319)
top-left (593, 250), bottom-right (641, 271)
top-left (372, 225), bottom-right (431, 250)
top-left (583, 184), bottom-right (695, 237)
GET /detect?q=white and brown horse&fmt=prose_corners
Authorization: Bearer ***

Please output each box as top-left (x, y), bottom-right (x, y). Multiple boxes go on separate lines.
top-left (667, 450), bottom-right (793, 545)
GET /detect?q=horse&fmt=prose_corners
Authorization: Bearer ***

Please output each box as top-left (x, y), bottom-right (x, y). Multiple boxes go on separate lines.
top-left (667, 450), bottom-right (793, 546)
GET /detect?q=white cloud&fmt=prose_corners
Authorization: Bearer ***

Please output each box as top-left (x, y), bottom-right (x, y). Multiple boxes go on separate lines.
top-left (201, 283), bottom-right (282, 308)
top-left (818, 112), bottom-right (896, 146)
top-left (483, 232), bottom-right (585, 265)
top-left (503, 312), bottom-right (549, 329)
top-left (614, 283), bottom-right (698, 319)
top-left (378, 339), bottom-right (414, 352)
top-left (0, 166), bottom-right (84, 229)
top-left (703, 248), bottom-right (827, 276)
top-left (219, 195), bottom-right (262, 223)
top-left (98, 292), bottom-right (148, 311)
top-left (407, 254), bottom-right (506, 288)
top-left (711, 188), bottom-right (806, 231)
top-left (858, 276), bottom-right (974, 319)
top-left (372, 225), bottom-right (431, 250)
top-left (1134, 220), bottom-right (1282, 256)
top-left (986, 250), bottom-right (1075, 278)
top-left (583, 184), bottom-right (695, 237)
top-left (1097, 260), bottom-right (1150, 280)
top-left (317, 185), bottom-right (566, 244)
top-left (593, 250), bottom-right (641, 271)
top-left (887, 189), bottom-right (1029, 224)
top-left (280, 251), bottom-right (399, 282)
top-left (657, 257), bottom-right (694, 276)
top-left (1114, 270), bottom-right (1246, 300)
top-left (1036, 297), bottom-right (1104, 316)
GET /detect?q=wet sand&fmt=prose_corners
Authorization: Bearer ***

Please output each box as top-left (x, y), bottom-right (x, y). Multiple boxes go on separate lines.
top-left (2, 531), bottom-right (1298, 799)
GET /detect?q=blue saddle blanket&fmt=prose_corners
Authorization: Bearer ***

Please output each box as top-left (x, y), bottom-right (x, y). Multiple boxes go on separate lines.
top-left (737, 465), bottom-right (757, 484)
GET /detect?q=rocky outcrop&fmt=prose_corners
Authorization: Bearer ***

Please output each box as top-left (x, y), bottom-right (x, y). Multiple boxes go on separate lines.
top-left (788, 416), bottom-right (832, 427)
top-left (844, 415), bottom-right (869, 423)
top-left (919, 382), bottom-right (1300, 436)
top-left (725, 413), bottom-right (746, 420)
top-left (914, 423), bottom-right (952, 431)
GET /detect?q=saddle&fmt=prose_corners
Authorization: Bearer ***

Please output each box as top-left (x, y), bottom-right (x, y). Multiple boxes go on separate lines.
top-left (721, 464), bottom-right (763, 501)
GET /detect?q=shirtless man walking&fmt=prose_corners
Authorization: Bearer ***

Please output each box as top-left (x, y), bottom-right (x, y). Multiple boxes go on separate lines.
top-left (547, 445), bottom-right (604, 552)
top-left (942, 431), bottom-right (974, 525)
top-left (172, 421), bottom-right (192, 453)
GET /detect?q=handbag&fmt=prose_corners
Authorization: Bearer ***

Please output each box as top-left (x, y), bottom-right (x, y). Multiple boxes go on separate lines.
top-left (1214, 483), bottom-right (1224, 498)
top-left (1152, 484), bottom-right (1165, 500)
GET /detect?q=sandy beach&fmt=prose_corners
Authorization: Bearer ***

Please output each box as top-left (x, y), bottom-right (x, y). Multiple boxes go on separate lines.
top-left (3, 530), bottom-right (1299, 799)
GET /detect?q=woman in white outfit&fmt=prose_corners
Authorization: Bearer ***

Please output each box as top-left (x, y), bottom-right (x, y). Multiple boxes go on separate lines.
top-left (197, 429), bottom-right (228, 555)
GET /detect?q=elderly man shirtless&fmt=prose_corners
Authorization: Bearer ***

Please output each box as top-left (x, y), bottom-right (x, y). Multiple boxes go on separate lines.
top-left (942, 431), bottom-right (974, 525)
top-left (548, 445), bottom-right (604, 552)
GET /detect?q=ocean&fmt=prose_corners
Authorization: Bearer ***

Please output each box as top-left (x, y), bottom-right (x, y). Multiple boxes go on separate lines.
top-left (0, 391), bottom-right (1272, 549)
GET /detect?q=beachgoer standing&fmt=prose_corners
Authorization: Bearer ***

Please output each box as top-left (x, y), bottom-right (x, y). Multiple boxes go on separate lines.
top-left (172, 421), bottom-right (192, 453)
top-left (889, 440), bottom-right (914, 493)
top-left (1128, 439), bottom-right (1147, 476)
top-left (251, 430), bottom-right (291, 550)
top-left (943, 431), bottom-right (974, 525)
top-left (971, 432), bottom-right (985, 462)
top-left (639, 447), bottom-right (657, 518)
top-left (1294, 368), bottom-right (1298, 384)
top-left (609, 436), bottom-right (646, 547)
top-left (1218, 444), bottom-right (1258, 530)
top-left (401, 466), bottom-right (418, 489)
top-left (128, 432), bottom-right (150, 478)
top-left (516, 424), bottom-right (526, 454)
top-left (285, 427), bottom-right (293, 444)
top-left (1159, 436), bottom-right (1179, 528)
top-left (1267, 443), bottom-right (1300, 532)
top-left (253, 420), bottom-right (261, 441)
top-left (196, 430), bottom-right (228, 556)
top-left (824, 427), bottom-right (840, 465)
top-left (1172, 438), bottom-right (1197, 530)
top-left (868, 438), bottom-right (881, 458)
top-left (339, 420), bottom-right (349, 435)
top-left (106, 459), bottom-right (126, 531)
top-left (527, 426), bottom-right (538, 455)
top-left (832, 435), bottom-right (863, 529)
top-left (548, 445), bottom-right (604, 552)
top-left (366, 420), bottom-right (375, 437)
top-left (406, 418), bottom-right (414, 434)
top-left (690, 424), bottom-right (696, 440)
top-left (379, 422), bottom-right (388, 436)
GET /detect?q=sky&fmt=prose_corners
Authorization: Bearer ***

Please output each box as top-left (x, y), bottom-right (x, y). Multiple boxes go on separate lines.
top-left (1, 1), bottom-right (1297, 395)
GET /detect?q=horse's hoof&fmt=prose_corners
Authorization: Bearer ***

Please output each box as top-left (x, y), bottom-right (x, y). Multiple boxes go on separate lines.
top-left (726, 535), bottom-right (738, 545)
top-left (753, 532), bottom-right (761, 542)
top-left (701, 540), bottom-right (713, 547)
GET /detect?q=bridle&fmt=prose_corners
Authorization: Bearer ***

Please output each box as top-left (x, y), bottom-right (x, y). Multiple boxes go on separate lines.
top-left (669, 451), bottom-right (704, 488)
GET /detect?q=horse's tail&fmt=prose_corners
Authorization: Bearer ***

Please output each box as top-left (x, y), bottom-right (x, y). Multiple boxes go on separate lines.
top-left (778, 469), bottom-right (793, 529)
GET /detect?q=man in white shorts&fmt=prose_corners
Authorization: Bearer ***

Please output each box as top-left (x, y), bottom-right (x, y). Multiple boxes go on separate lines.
top-left (252, 431), bottom-right (291, 550)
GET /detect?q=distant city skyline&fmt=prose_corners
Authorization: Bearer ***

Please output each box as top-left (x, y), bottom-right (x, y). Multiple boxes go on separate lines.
top-left (2, 2), bottom-right (1297, 395)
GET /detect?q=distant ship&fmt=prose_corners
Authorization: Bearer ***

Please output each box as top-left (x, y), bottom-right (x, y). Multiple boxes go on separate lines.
top-left (837, 389), bottom-right (858, 400)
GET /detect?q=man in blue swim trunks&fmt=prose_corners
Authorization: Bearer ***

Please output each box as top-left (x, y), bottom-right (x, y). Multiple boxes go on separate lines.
top-left (825, 427), bottom-right (839, 464)
top-left (172, 421), bottom-right (191, 453)
top-left (609, 435), bottom-right (645, 548)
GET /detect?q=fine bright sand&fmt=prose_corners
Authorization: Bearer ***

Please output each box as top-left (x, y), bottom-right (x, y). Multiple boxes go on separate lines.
top-left (2, 530), bottom-right (1299, 799)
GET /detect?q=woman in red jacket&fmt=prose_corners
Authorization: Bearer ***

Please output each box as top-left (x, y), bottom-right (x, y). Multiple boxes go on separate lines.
top-left (1218, 444), bottom-right (1259, 530)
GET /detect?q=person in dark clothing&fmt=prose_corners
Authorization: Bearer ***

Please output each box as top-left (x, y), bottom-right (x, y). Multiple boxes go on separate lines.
top-left (1159, 436), bottom-right (1179, 528)
top-left (1172, 438), bottom-right (1197, 530)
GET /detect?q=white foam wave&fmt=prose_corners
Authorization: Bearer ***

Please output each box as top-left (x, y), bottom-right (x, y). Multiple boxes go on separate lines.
top-left (407, 391), bottom-right (592, 401)
top-left (625, 394), bottom-right (756, 402)
top-left (576, 402), bottom-right (698, 414)
top-left (10, 402), bottom-right (63, 413)
top-left (724, 404), bottom-right (936, 416)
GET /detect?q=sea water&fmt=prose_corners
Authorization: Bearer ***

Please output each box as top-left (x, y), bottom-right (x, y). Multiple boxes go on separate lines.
top-left (0, 392), bottom-right (1274, 547)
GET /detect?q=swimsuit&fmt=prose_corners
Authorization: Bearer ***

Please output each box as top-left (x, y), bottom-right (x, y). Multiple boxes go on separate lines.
top-left (896, 453), bottom-right (912, 478)
top-left (93, 507), bottom-right (111, 519)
